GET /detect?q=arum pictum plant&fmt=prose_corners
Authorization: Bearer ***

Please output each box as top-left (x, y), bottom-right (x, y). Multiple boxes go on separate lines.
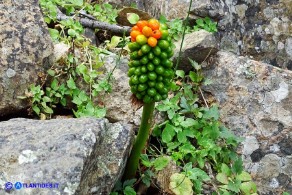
top-left (123, 18), bottom-right (175, 179)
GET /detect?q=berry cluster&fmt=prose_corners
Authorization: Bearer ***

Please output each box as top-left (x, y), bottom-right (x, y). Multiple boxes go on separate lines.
top-left (128, 19), bottom-right (175, 103)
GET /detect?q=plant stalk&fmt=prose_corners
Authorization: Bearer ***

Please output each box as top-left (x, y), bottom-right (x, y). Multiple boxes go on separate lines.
top-left (123, 102), bottom-right (155, 180)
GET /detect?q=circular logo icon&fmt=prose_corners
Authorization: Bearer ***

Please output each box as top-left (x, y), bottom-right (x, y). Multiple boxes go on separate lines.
top-left (14, 182), bottom-right (22, 190)
top-left (5, 182), bottom-right (13, 190)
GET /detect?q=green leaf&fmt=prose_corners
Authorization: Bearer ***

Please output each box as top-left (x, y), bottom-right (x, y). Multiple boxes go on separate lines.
top-left (127, 13), bottom-right (139, 24)
top-left (232, 158), bottom-right (243, 174)
top-left (176, 70), bottom-right (185, 78)
top-left (216, 173), bottom-right (229, 184)
top-left (240, 181), bottom-right (257, 194)
top-left (196, 19), bottom-right (204, 27)
top-left (162, 123), bottom-right (176, 143)
top-left (227, 179), bottom-right (241, 193)
top-left (203, 106), bottom-right (219, 120)
top-left (51, 79), bottom-right (58, 90)
top-left (67, 77), bottom-right (76, 89)
top-left (186, 167), bottom-right (210, 182)
top-left (47, 69), bottom-right (55, 76)
top-left (169, 173), bottom-right (193, 195)
top-left (153, 156), bottom-right (171, 171)
top-left (181, 118), bottom-right (197, 128)
top-left (106, 36), bottom-right (122, 49)
top-left (177, 131), bottom-right (187, 143)
top-left (77, 64), bottom-right (88, 75)
top-left (32, 105), bottom-right (40, 115)
top-left (43, 106), bottom-right (53, 114)
top-left (140, 154), bottom-right (152, 167)
top-left (236, 171), bottom-right (252, 181)
top-left (142, 169), bottom-right (154, 187)
top-left (43, 96), bottom-right (51, 102)
top-left (159, 15), bottom-right (168, 23)
top-left (48, 28), bottom-right (59, 41)
top-left (68, 29), bottom-right (78, 37)
top-left (156, 103), bottom-right (170, 112)
top-left (221, 163), bottom-right (232, 177)
top-left (123, 186), bottom-right (136, 195)
top-left (123, 179), bottom-right (136, 189)
top-left (188, 58), bottom-right (200, 70)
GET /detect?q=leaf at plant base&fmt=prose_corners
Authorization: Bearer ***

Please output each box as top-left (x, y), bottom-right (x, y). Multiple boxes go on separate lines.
top-left (153, 156), bottom-right (171, 171)
top-left (123, 179), bottom-right (136, 189)
top-left (236, 171), bottom-right (252, 181)
top-left (240, 181), bottom-right (257, 194)
top-left (216, 173), bottom-right (229, 184)
top-left (123, 186), bottom-right (136, 195)
top-left (140, 154), bottom-right (152, 167)
top-left (162, 123), bottom-right (176, 143)
top-left (67, 77), bottom-right (76, 89)
top-left (177, 131), bottom-right (187, 143)
top-left (221, 163), bottom-right (232, 176)
top-left (68, 29), bottom-right (78, 37)
top-left (187, 168), bottom-right (210, 182)
top-left (107, 36), bottom-right (122, 49)
top-left (127, 13), bottom-right (139, 24)
top-left (48, 28), bottom-right (59, 41)
top-left (181, 118), bottom-right (197, 128)
top-left (169, 173), bottom-right (193, 195)
top-left (32, 105), bottom-right (40, 115)
top-left (232, 158), bottom-right (243, 174)
top-left (227, 179), bottom-right (241, 193)
top-left (142, 169), bottom-right (154, 187)
top-left (176, 70), bottom-right (185, 78)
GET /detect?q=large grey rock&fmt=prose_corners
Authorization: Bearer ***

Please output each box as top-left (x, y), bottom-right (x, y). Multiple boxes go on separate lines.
top-left (0, 118), bottom-right (134, 194)
top-left (0, 0), bottom-right (54, 116)
top-left (202, 51), bottom-right (292, 194)
top-left (190, 0), bottom-right (292, 70)
top-left (173, 30), bottom-right (218, 72)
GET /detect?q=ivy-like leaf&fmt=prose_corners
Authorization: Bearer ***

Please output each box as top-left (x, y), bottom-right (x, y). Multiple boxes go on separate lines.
top-left (169, 173), bottom-right (193, 195)
top-left (127, 13), bottom-right (139, 24)
top-left (153, 156), bottom-right (171, 171)
top-left (162, 123), bottom-right (176, 143)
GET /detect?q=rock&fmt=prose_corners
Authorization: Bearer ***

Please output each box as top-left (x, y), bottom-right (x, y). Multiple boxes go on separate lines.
top-left (173, 30), bottom-right (219, 72)
top-left (0, 0), bottom-right (54, 117)
top-left (202, 51), bottom-right (292, 193)
top-left (190, 0), bottom-right (292, 70)
top-left (0, 118), bottom-right (134, 194)
top-left (100, 54), bottom-right (139, 123)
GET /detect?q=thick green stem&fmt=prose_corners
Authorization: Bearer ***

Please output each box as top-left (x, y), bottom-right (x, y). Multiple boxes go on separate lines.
top-left (123, 102), bottom-right (155, 180)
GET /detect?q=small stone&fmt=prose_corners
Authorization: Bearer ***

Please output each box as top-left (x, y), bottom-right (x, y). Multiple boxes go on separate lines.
top-left (5, 68), bottom-right (16, 78)
top-left (243, 136), bottom-right (259, 155)
top-left (269, 178), bottom-right (279, 188)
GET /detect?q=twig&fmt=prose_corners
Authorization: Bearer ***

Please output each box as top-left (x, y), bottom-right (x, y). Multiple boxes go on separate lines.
top-left (56, 8), bottom-right (131, 35)
top-left (199, 86), bottom-right (209, 108)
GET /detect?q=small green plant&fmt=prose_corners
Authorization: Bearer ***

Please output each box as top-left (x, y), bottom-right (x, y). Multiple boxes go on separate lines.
top-left (160, 16), bottom-right (217, 41)
top-left (193, 17), bottom-right (218, 33)
top-left (216, 163), bottom-right (257, 194)
top-left (151, 61), bottom-right (244, 194)
top-left (20, 0), bottom-right (123, 118)
top-left (111, 179), bottom-right (137, 195)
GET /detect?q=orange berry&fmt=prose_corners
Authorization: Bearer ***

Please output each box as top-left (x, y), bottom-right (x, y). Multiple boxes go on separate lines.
top-left (137, 20), bottom-right (149, 31)
top-left (148, 19), bottom-right (160, 30)
top-left (130, 30), bottom-right (142, 40)
top-left (131, 37), bottom-right (136, 42)
top-left (142, 26), bottom-right (153, 37)
top-left (132, 25), bottom-right (140, 31)
top-left (152, 30), bottom-right (162, 39)
top-left (147, 37), bottom-right (157, 47)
